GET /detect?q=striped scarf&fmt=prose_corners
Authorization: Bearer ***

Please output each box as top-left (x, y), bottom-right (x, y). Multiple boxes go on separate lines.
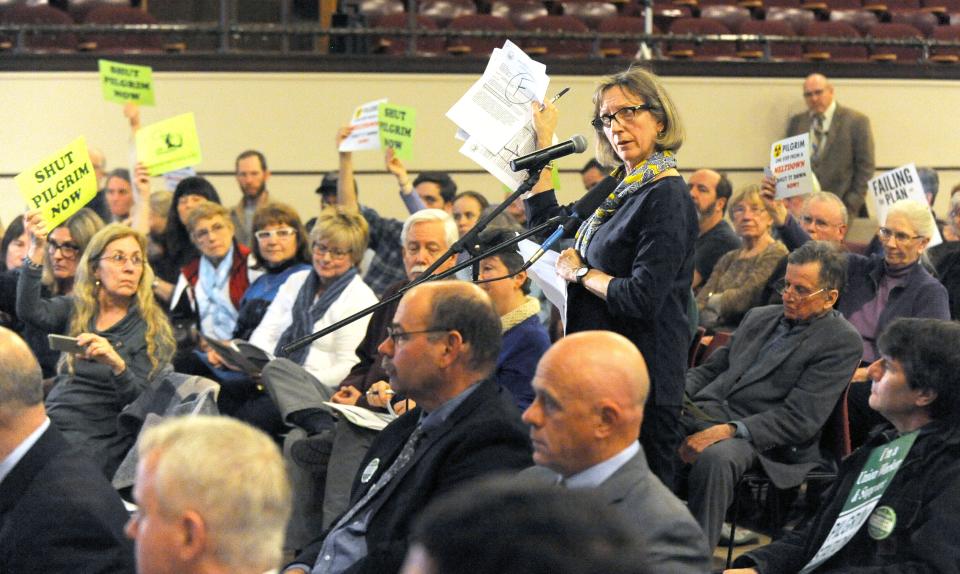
top-left (574, 151), bottom-right (677, 258)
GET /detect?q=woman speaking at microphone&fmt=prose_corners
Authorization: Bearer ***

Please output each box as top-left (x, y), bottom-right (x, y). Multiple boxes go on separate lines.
top-left (526, 67), bottom-right (698, 489)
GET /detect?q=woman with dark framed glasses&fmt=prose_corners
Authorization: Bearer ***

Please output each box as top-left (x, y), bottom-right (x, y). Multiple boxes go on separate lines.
top-left (5, 208), bottom-right (104, 378)
top-left (525, 67), bottom-right (698, 489)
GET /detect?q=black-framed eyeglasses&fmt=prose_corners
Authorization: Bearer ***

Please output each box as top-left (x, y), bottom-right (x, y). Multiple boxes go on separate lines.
top-left (591, 104), bottom-right (656, 130)
top-left (877, 227), bottom-right (923, 244)
top-left (47, 238), bottom-right (81, 259)
top-left (774, 279), bottom-right (825, 301)
top-left (385, 326), bottom-right (450, 345)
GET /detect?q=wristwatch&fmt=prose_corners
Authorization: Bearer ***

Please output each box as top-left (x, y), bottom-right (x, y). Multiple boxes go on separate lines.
top-left (574, 266), bottom-right (590, 284)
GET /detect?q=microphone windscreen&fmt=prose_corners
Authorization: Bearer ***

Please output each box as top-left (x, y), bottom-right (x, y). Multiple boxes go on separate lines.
top-left (570, 134), bottom-right (588, 154)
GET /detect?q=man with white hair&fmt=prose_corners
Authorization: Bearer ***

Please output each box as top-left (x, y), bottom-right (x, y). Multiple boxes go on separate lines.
top-left (126, 416), bottom-right (292, 574)
top-left (0, 327), bottom-right (134, 571)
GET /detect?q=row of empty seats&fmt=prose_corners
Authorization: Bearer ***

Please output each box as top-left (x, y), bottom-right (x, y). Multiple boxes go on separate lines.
top-left (2, 0), bottom-right (959, 60)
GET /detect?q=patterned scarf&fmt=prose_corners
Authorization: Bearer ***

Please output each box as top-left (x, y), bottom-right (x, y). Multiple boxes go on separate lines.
top-left (574, 151), bottom-right (677, 259)
top-left (275, 267), bottom-right (358, 366)
top-left (500, 295), bottom-right (541, 333)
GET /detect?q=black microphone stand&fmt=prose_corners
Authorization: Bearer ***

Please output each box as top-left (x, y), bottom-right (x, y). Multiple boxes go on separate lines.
top-left (280, 162), bottom-right (552, 356)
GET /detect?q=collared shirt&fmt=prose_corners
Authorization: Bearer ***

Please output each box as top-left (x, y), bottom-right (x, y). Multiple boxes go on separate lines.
top-left (812, 99), bottom-right (838, 137)
top-left (0, 417), bottom-right (49, 486)
top-left (309, 382), bottom-right (482, 574)
top-left (359, 206), bottom-right (407, 297)
top-left (562, 441), bottom-right (640, 490)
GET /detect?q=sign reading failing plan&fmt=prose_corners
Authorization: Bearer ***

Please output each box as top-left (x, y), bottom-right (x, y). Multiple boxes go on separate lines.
top-left (868, 163), bottom-right (942, 247)
top-left (136, 112), bottom-right (203, 176)
top-left (15, 136), bottom-right (98, 228)
top-left (99, 59), bottom-right (155, 106)
top-left (770, 133), bottom-right (813, 199)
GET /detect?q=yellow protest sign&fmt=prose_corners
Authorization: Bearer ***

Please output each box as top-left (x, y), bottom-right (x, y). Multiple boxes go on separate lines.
top-left (136, 112), bottom-right (203, 176)
top-left (15, 137), bottom-right (98, 229)
top-left (98, 59), bottom-right (155, 106)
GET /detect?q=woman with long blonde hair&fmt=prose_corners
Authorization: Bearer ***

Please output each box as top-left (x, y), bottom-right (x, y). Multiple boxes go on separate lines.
top-left (18, 217), bottom-right (175, 477)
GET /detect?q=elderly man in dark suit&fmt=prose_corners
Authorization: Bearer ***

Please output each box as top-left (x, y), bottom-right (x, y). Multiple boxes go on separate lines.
top-left (0, 327), bottom-right (134, 573)
top-left (787, 73), bottom-right (875, 218)
top-left (285, 281), bottom-right (532, 574)
top-left (680, 241), bottom-right (863, 549)
top-left (519, 330), bottom-right (710, 574)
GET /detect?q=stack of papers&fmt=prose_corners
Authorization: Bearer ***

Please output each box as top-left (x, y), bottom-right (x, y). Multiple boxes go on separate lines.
top-left (446, 40), bottom-right (551, 190)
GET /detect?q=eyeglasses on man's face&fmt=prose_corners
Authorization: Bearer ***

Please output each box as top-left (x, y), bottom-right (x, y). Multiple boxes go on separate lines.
top-left (774, 279), bottom-right (825, 302)
top-left (385, 325), bottom-right (450, 345)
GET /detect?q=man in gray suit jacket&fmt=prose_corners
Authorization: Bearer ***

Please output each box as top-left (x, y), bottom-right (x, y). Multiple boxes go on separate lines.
top-left (520, 331), bottom-right (710, 574)
top-left (787, 73), bottom-right (875, 218)
top-left (679, 241), bottom-right (863, 549)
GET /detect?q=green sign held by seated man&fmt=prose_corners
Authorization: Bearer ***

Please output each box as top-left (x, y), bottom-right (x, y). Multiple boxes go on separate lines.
top-left (378, 103), bottom-right (415, 162)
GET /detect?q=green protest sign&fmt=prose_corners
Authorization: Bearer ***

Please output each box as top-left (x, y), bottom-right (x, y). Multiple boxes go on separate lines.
top-left (378, 103), bottom-right (415, 161)
top-left (15, 136), bottom-right (98, 228)
top-left (99, 59), bottom-right (155, 106)
top-left (136, 112), bottom-right (203, 176)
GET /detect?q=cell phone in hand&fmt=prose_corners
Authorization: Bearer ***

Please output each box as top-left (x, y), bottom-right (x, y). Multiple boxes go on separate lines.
top-left (48, 334), bottom-right (85, 354)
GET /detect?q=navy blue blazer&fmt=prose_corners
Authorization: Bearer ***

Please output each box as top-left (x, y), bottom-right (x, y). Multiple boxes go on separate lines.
top-left (0, 425), bottom-right (135, 573)
top-left (526, 175), bottom-right (699, 407)
top-left (293, 378), bottom-right (532, 574)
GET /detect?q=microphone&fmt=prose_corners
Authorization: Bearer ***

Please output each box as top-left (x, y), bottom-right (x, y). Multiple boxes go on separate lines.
top-left (510, 135), bottom-right (588, 172)
top-left (526, 175), bottom-right (617, 265)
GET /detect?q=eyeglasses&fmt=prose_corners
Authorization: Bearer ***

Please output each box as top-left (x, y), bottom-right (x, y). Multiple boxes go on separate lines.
top-left (774, 279), bottom-right (825, 301)
top-left (591, 104), bottom-right (656, 130)
top-left (192, 222), bottom-right (229, 242)
top-left (801, 215), bottom-right (842, 231)
top-left (99, 252), bottom-right (144, 267)
top-left (47, 239), bottom-right (81, 259)
top-left (385, 326), bottom-right (450, 345)
top-left (311, 242), bottom-right (351, 259)
top-left (877, 227), bottom-right (924, 244)
top-left (254, 227), bottom-right (296, 241)
top-left (731, 204), bottom-right (767, 217)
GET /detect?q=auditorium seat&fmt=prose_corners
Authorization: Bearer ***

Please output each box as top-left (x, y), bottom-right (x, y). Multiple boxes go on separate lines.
top-left (890, 9), bottom-right (938, 35)
top-left (866, 21), bottom-right (924, 60)
top-left (929, 23), bottom-right (960, 60)
top-left (765, 6), bottom-right (816, 31)
top-left (561, 1), bottom-right (618, 29)
top-left (626, 2), bottom-right (694, 32)
top-left (446, 13), bottom-right (515, 55)
top-left (372, 13), bottom-right (445, 55)
top-left (828, 8), bottom-right (879, 33)
top-left (762, 0), bottom-right (803, 8)
top-left (354, 0), bottom-right (405, 19)
top-left (418, 0), bottom-right (476, 27)
top-left (596, 15), bottom-right (657, 56)
top-left (800, 20), bottom-right (869, 59)
top-left (491, 0), bottom-right (549, 26)
top-left (922, 0), bottom-right (960, 13)
top-left (519, 14), bottom-right (592, 55)
top-left (80, 5), bottom-right (164, 52)
top-left (737, 19), bottom-right (805, 58)
top-left (666, 17), bottom-right (738, 58)
top-left (804, 0), bottom-right (863, 11)
top-left (0, 4), bottom-right (76, 52)
top-left (864, 0), bottom-right (920, 10)
top-left (66, 0), bottom-right (129, 22)
top-left (700, 5), bottom-right (752, 31)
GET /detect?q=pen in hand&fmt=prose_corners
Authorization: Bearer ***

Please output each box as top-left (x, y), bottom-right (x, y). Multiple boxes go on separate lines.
top-left (541, 87), bottom-right (570, 111)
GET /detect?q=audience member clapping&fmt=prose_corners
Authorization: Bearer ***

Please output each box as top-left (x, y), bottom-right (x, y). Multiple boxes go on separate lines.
top-left (17, 222), bottom-right (175, 477)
